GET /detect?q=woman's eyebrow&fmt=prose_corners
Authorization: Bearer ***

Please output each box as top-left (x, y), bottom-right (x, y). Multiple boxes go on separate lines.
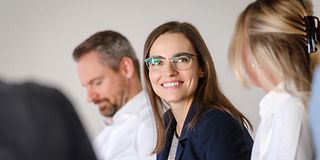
top-left (148, 55), bottom-right (165, 59)
top-left (172, 52), bottom-right (191, 57)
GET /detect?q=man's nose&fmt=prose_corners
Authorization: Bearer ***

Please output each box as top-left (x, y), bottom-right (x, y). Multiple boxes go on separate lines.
top-left (87, 88), bottom-right (98, 102)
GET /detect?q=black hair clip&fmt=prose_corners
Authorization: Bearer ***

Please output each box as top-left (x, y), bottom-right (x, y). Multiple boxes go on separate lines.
top-left (304, 16), bottom-right (319, 54)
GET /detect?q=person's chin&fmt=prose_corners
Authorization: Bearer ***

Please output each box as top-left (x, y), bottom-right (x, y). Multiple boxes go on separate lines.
top-left (101, 109), bottom-right (116, 117)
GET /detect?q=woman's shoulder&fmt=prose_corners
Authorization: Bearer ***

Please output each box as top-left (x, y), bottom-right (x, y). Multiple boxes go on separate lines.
top-left (194, 108), bottom-right (245, 133)
top-left (200, 108), bottom-right (237, 123)
top-left (274, 93), bottom-right (307, 117)
top-left (188, 107), bottom-right (253, 158)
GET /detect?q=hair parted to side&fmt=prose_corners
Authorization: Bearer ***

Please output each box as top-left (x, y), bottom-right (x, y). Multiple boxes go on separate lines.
top-left (143, 21), bottom-right (252, 153)
top-left (229, 0), bottom-right (320, 103)
top-left (73, 30), bottom-right (141, 79)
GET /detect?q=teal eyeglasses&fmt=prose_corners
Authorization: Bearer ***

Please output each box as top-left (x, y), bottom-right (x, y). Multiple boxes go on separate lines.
top-left (144, 52), bottom-right (197, 73)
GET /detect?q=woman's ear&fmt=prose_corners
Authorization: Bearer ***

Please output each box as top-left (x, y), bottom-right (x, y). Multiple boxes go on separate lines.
top-left (199, 68), bottom-right (204, 78)
top-left (119, 57), bottom-right (135, 79)
top-left (200, 72), bottom-right (204, 78)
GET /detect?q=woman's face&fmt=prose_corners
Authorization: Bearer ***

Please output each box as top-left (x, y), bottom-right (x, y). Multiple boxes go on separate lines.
top-left (147, 33), bottom-right (202, 107)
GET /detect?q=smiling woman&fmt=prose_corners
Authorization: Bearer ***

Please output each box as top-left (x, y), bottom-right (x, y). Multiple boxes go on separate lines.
top-left (143, 21), bottom-right (254, 160)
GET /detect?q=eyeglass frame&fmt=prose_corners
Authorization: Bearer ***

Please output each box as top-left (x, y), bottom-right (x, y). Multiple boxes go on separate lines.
top-left (144, 52), bottom-right (198, 72)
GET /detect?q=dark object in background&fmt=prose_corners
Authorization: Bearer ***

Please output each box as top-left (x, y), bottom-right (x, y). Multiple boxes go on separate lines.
top-left (0, 81), bottom-right (97, 160)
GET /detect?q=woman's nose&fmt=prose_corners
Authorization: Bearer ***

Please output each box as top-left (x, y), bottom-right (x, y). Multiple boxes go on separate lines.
top-left (162, 61), bottom-right (178, 76)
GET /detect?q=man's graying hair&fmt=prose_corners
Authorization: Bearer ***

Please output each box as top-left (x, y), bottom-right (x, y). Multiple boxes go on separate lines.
top-left (73, 30), bottom-right (141, 79)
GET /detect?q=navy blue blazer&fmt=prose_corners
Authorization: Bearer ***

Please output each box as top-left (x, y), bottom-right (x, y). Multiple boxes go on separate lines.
top-left (157, 101), bottom-right (253, 160)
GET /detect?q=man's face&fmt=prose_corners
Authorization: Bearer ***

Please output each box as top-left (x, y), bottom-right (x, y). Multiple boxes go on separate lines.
top-left (77, 51), bottom-right (129, 117)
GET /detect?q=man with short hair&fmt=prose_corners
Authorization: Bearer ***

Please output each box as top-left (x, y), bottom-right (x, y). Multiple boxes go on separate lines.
top-left (73, 30), bottom-right (156, 160)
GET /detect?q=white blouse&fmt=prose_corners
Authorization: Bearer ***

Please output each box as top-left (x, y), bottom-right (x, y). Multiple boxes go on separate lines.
top-left (251, 84), bottom-right (314, 160)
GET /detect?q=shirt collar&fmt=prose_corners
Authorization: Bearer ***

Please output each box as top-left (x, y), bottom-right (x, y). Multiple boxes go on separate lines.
top-left (102, 90), bottom-right (147, 126)
top-left (259, 82), bottom-right (290, 118)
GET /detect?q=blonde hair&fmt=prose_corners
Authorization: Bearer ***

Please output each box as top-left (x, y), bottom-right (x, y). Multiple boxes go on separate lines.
top-left (229, 0), bottom-right (320, 103)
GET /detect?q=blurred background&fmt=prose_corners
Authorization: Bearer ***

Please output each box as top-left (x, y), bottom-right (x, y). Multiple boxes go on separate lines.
top-left (1, 0), bottom-right (319, 139)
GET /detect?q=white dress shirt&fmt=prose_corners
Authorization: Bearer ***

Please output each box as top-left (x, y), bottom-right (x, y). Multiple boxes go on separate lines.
top-left (251, 83), bottom-right (314, 160)
top-left (94, 91), bottom-right (156, 160)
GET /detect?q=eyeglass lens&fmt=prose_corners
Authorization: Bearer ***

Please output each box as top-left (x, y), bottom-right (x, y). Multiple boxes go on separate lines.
top-left (145, 53), bottom-right (196, 72)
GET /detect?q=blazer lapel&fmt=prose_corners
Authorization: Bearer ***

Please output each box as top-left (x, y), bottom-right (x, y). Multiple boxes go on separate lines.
top-left (175, 102), bottom-right (197, 160)
top-left (158, 116), bottom-right (176, 160)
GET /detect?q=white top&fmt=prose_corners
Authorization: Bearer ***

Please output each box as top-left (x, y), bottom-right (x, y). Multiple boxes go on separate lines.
top-left (94, 91), bottom-right (156, 160)
top-left (167, 133), bottom-right (179, 160)
top-left (251, 84), bottom-right (314, 160)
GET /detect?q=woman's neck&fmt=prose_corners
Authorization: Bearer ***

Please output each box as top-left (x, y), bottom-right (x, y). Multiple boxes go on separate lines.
top-left (169, 97), bottom-right (194, 136)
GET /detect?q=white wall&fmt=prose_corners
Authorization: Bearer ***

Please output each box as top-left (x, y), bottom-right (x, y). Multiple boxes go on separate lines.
top-left (0, 0), bottom-right (318, 139)
top-left (315, 0), bottom-right (320, 16)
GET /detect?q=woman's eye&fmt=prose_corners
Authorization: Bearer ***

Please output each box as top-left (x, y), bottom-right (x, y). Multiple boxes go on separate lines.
top-left (176, 56), bottom-right (190, 63)
top-left (151, 59), bottom-right (163, 66)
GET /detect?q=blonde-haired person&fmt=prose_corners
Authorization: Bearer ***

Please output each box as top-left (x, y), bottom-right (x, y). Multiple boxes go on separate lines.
top-left (144, 21), bottom-right (253, 160)
top-left (229, 0), bottom-right (320, 159)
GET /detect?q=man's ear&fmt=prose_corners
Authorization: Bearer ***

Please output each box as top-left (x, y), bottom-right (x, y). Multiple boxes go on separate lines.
top-left (119, 57), bottom-right (135, 79)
